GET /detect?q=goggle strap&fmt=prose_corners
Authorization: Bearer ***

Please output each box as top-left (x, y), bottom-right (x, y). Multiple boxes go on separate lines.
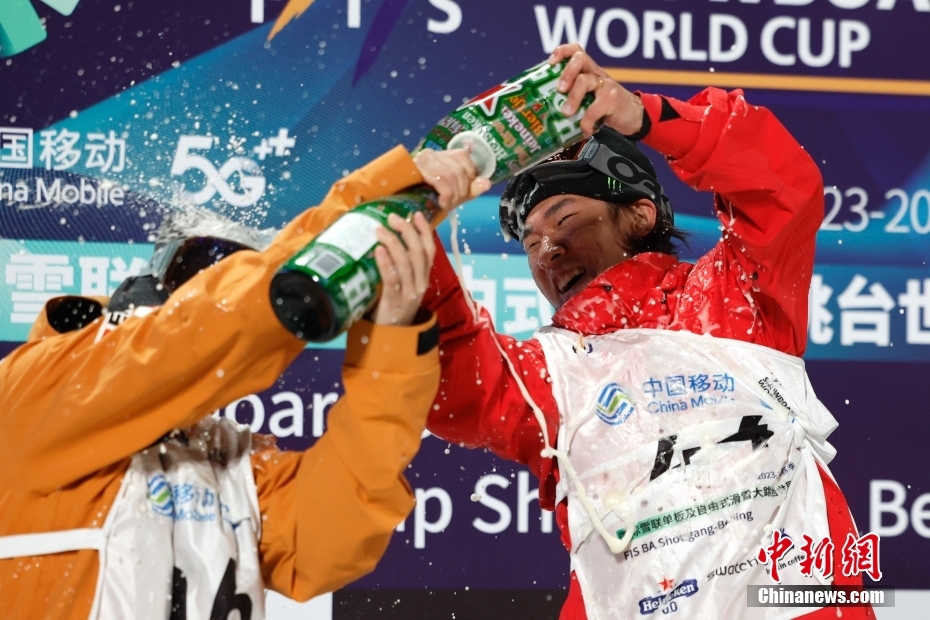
top-left (584, 143), bottom-right (674, 223)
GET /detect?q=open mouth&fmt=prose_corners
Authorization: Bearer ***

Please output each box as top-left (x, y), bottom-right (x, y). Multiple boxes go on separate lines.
top-left (558, 269), bottom-right (586, 295)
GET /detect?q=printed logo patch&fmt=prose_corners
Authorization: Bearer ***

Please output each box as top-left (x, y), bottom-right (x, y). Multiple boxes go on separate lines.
top-left (147, 474), bottom-right (174, 517)
top-left (638, 578), bottom-right (699, 615)
top-left (595, 382), bottom-right (635, 426)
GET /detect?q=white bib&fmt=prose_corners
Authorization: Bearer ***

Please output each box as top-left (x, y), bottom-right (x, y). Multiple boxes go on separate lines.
top-left (0, 416), bottom-right (265, 620)
top-left (535, 327), bottom-right (840, 620)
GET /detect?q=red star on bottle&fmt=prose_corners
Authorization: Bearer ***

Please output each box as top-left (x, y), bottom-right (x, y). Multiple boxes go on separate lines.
top-left (658, 577), bottom-right (675, 591)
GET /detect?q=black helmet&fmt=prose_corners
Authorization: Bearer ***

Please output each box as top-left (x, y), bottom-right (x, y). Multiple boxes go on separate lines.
top-left (499, 127), bottom-right (672, 241)
top-left (109, 209), bottom-right (273, 312)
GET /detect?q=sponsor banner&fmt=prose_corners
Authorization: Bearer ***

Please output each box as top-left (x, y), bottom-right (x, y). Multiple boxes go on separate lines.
top-left (0, 239), bottom-right (151, 330)
top-left (1, 1), bottom-right (929, 265)
top-left (3, 237), bottom-right (927, 361)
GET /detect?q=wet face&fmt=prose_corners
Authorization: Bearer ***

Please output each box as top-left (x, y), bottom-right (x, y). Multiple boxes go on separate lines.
top-left (521, 194), bottom-right (655, 309)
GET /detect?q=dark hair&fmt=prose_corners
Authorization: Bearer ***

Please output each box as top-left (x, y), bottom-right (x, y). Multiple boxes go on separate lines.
top-left (607, 202), bottom-right (690, 257)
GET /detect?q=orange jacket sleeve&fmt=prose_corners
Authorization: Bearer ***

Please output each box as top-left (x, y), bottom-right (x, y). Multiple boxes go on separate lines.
top-left (251, 313), bottom-right (440, 601)
top-left (0, 146), bottom-right (425, 494)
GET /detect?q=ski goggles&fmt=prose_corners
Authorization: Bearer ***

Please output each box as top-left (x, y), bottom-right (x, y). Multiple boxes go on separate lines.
top-left (499, 134), bottom-right (672, 241)
top-left (143, 236), bottom-right (253, 293)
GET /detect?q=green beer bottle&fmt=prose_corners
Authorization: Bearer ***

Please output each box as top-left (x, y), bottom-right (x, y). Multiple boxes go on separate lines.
top-left (417, 59), bottom-right (594, 183)
top-left (271, 188), bottom-right (440, 341)
top-left (271, 59), bottom-right (593, 342)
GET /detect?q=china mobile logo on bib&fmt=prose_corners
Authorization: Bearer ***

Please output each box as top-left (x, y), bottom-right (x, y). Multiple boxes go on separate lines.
top-left (146, 474), bottom-right (226, 524)
top-left (146, 474), bottom-right (174, 517)
top-left (595, 382), bottom-right (636, 426)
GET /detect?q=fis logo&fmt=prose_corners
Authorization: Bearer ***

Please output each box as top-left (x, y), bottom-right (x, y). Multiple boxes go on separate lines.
top-left (147, 474), bottom-right (175, 517)
top-left (595, 382), bottom-right (635, 426)
top-left (0, 0), bottom-right (81, 58)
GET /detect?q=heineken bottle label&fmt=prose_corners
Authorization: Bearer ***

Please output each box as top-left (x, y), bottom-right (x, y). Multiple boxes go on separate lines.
top-left (417, 59), bottom-right (593, 183)
top-left (311, 212), bottom-right (383, 262)
top-left (279, 189), bottom-right (438, 332)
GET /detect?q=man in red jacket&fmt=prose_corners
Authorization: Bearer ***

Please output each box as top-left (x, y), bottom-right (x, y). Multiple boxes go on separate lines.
top-left (424, 45), bottom-right (874, 619)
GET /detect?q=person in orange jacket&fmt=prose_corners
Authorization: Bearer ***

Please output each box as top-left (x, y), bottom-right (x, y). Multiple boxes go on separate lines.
top-left (0, 145), bottom-right (488, 620)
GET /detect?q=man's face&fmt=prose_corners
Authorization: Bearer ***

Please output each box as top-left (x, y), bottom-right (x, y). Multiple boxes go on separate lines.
top-left (521, 194), bottom-right (637, 309)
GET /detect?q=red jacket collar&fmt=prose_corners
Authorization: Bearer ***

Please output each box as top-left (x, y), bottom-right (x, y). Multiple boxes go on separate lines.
top-left (551, 252), bottom-right (692, 335)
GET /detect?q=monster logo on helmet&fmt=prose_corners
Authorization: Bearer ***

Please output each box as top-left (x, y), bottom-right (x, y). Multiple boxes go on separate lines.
top-left (499, 127), bottom-right (674, 242)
